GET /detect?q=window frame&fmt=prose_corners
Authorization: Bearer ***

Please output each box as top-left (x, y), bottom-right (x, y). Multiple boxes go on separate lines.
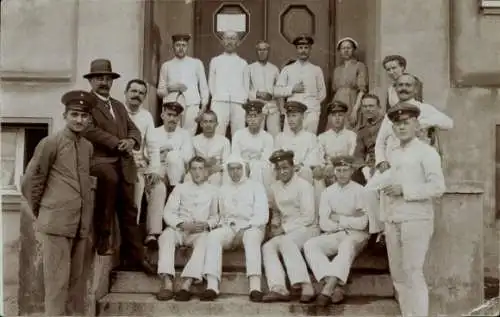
top-left (480, 0), bottom-right (500, 14)
top-left (1, 127), bottom-right (26, 195)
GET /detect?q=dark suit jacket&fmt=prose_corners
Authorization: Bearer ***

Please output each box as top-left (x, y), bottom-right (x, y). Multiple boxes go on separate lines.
top-left (84, 93), bottom-right (141, 183)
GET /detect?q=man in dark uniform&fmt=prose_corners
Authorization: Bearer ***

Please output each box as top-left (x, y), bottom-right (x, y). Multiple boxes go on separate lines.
top-left (21, 91), bottom-right (97, 316)
top-left (83, 58), bottom-right (155, 274)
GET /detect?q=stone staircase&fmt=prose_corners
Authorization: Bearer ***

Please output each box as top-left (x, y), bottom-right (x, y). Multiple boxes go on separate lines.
top-left (97, 248), bottom-right (400, 316)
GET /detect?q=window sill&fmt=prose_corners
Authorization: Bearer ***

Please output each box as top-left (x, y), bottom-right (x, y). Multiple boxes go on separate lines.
top-left (1, 192), bottom-right (23, 212)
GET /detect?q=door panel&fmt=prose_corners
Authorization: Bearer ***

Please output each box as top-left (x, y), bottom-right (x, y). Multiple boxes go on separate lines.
top-left (266, 0), bottom-right (331, 74)
top-left (195, 0), bottom-right (266, 70)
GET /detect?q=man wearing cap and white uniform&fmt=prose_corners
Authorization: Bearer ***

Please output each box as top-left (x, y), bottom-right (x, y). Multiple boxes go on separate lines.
top-left (231, 100), bottom-right (274, 193)
top-left (155, 100), bottom-right (194, 189)
top-left (201, 154), bottom-right (269, 302)
top-left (275, 34), bottom-right (326, 134)
top-left (209, 31), bottom-right (250, 136)
top-left (157, 34), bottom-right (209, 136)
top-left (373, 102), bottom-right (445, 317)
top-left (248, 40), bottom-right (281, 137)
top-left (303, 155), bottom-right (369, 307)
top-left (124, 79), bottom-right (166, 249)
top-left (156, 156), bottom-right (220, 302)
top-left (261, 150), bottom-right (319, 303)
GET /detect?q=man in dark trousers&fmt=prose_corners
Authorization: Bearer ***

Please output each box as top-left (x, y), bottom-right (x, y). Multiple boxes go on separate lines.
top-left (83, 58), bottom-right (155, 274)
top-left (21, 90), bottom-right (97, 316)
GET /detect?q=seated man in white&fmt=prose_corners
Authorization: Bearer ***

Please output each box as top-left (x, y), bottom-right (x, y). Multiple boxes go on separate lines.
top-left (303, 155), bottom-right (369, 307)
top-left (261, 150), bottom-right (319, 303)
top-left (188, 110), bottom-right (231, 186)
top-left (154, 100), bottom-right (194, 191)
top-left (156, 156), bottom-right (220, 302)
top-left (200, 154), bottom-right (269, 302)
top-left (124, 79), bottom-right (166, 248)
top-left (230, 100), bottom-right (274, 193)
top-left (316, 100), bottom-right (357, 186)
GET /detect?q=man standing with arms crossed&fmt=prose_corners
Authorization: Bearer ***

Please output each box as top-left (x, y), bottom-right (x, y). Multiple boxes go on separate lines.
top-left (209, 30), bottom-right (250, 136)
top-left (248, 40), bottom-right (281, 137)
top-left (124, 78), bottom-right (166, 249)
top-left (83, 59), bottom-right (154, 274)
top-left (21, 90), bottom-right (96, 316)
top-left (275, 35), bottom-right (326, 134)
top-left (377, 102), bottom-right (445, 317)
top-left (157, 34), bottom-right (209, 135)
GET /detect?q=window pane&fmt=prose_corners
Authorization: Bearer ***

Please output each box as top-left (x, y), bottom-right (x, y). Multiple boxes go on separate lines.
top-left (1, 131), bottom-right (18, 158)
top-left (1, 159), bottom-right (16, 188)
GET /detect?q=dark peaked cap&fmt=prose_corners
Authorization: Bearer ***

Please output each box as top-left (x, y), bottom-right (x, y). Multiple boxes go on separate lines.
top-left (269, 149), bottom-right (294, 164)
top-left (387, 102), bottom-right (421, 122)
top-left (61, 90), bottom-right (97, 112)
top-left (331, 155), bottom-right (355, 167)
top-left (293, 34), bottom-right (314, 46)
top-left (172, 33), bottom-right (191, 42)
top-left (162, 101), bottom-right (184, 115)
top-left (327, 101), bottom-right (349, 114)
top-left (243, 100), bottom-right (265, 114)
top-left (284, 101), bottom-right (307, 113)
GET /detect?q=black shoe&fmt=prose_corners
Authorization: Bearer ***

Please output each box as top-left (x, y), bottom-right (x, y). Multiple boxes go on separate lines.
top-left (156, 288), bottom-right (174, 301)
top-left (95, 237), bottom-right (114, 256)
top-left (249, 290), bottom-right (263, 302)
top-left (199, 289), bottom-right (218, 301)
top-left (175, 289), bottom-right (193, 302)
top-left (315, 294), bottom-right (331, 306)
top-left (140, 259), bottom-right (157, 276)
top-left (145, 235), bottom-right (159, 251)
top-left (261, 291), bottom-right (291, 303)
top-left (299, 294), bottom-right (316, 303)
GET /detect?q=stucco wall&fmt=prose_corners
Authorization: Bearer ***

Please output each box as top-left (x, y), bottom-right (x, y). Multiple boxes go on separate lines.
top-left (378, 0), bottom-right (499, 278)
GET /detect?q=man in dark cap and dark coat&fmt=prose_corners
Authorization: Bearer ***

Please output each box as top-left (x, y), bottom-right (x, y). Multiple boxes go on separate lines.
top-left (21, 90), bottom-right (97, 316)
top-left (83, 58), bottom-right (155, 274)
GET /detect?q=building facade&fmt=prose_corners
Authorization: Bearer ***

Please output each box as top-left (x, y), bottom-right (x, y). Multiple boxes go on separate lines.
top-left (1, 0), bottom-right (499, 313)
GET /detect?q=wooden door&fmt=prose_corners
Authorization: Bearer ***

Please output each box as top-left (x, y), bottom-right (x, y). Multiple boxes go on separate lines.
top-left (195, 0), bottom-right (266, 71)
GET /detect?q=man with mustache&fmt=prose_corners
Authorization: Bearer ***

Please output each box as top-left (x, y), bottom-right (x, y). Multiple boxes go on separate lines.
top-left (83, 59), bottom-right (155, 274)
top-left (124, 79), bottom-right (166, 249)
top-left (382, 55), bottom-right (422, 111)
top-left (248, 40), bottom-right (281, 137)
top-left (154, 100), bottom-right (194, 192)
top-left (275, 35), bottom-right (326, 134)
top-left (188, 110), bottom-right (231, 186)
top-left (157, 34), bottom-right (209, 136)
top-left (208, 31), bottom-right (250, 136)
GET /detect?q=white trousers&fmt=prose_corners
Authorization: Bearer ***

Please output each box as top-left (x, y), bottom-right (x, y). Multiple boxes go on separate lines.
top-left (303, 230), bottom-right (369, 284)
top-left (211, 101), bottom-right (246, 137)
top-left (385, 220), bottom-right (434, 317)
top-left (262, 226), bottom-right (319, 291)
top-left (283, 110), bottom-right (320, 134)
top-left (158, 228), bottom-right (208, 281)
top-left (182, 105), bottom-right (200, 136)
top-left (203, 226), bottom-right (265, 280)
top-left (135, 173), bottom-right (167, 235)
top-left (160, 150), bottom-right (186, 186)
top-left (261, 111), bottom-right (282, 137)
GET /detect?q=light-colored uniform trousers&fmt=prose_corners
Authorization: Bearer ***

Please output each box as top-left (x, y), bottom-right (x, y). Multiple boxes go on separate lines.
top-left (262, 226), bottom-right (319, 292)
top-left (204, 226), bottom-right (265, 280)
top-left (158, 229), bottom-right (208, 280)
top-left (160, 150), bottom-right (187, 186)
top-left (385, 220), bottom-right (434, 317)
top-left (181, 104), bottom-right (201, 136)
top-left (135, 172), bottom-right (167, 235)
top-left (261, 103), bottom-right (282, 137)
top-left (304, 230), bottom-right (369, 284)
top-left (211, 101), bottom-right (246, 136)
top-left (283, 111), bottom-right (320, 134)
top-left (40, 233), bottom-right (88, 316)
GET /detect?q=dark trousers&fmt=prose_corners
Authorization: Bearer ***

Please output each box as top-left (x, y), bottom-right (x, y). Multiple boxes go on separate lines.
top-left (91, 161), bottom-right (144, 262)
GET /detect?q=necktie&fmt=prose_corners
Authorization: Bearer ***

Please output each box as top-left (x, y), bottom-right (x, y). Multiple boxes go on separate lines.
top-left (104, 100), bottom-right (115, 119)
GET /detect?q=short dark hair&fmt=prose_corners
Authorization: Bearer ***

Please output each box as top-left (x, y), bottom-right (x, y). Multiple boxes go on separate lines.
top-left (361, 93), bottom-right (381, 107)
top-left (201, 110), bottom-right (218, 122)
top-left (125, 78), bottom-right (148, 93)
top-left (188, 156), bottom-right (207, 169)
top-left (382, 55), bottom-right (407, 69)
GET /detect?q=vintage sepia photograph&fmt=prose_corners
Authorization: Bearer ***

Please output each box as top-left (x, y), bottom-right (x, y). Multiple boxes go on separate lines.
top-left (1, 0), bottom-right (499, 316)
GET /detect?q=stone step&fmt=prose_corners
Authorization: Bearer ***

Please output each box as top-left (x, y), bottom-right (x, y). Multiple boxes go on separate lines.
top-left (97, 293), bottom-right (400, 316)
top-left (110, 271), bottom-right (395, 297)
top-left (160, 248), bottom-right (389, 271)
